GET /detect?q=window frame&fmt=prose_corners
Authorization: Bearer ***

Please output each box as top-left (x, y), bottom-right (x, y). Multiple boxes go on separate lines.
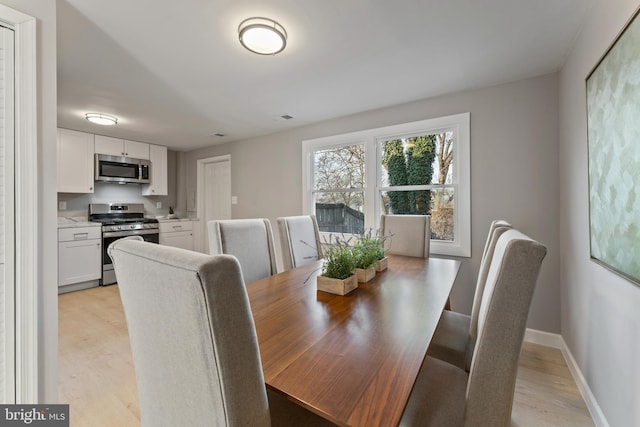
top-left (302, 112), bottom-right (470, 257)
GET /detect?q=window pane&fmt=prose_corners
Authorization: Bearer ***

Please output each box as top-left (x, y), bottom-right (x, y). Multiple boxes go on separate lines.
top-left (313, 144), bottom-right (365, 190)
top-left (314, 192), bottom-right (364, 234)
top-left (380, 189), bottom-right (431, 216)
top-left (433, 132), bottom-right (454, 185)
top-left (429, 188), bottom-right (455, 241)
top-left (380, 187), bottom-right (454, 241)
top-left (379, 132), bottom-right (454, 187)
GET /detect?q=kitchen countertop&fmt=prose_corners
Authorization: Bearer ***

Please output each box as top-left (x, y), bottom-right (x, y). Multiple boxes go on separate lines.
top-left (155, 217), bottom-right (200, 222)
top-left (58, 217), bottom-right (102, 228)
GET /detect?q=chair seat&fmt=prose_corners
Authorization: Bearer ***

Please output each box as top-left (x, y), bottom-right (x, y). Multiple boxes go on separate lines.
top-left (427, 310), bottom-right (470, 370)
top-left (400, 356), bottom-right (468, 427)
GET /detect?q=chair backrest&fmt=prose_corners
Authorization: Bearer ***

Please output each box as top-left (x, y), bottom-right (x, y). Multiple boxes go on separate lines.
top-left (108, 238), bottom-right (270, 427)
top-left (207, 218), bottom-right (278, 283)
top-left (277, 215), bottom-right (323, 271)
top-left (465, 220), bottom-right (513, 370)
top-left (465, 229), bottom-right (546, 427)
top-left (380, 214), bottom-right (430, 258)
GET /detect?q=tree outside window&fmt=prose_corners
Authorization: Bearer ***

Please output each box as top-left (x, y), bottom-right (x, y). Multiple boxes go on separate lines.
top-left (380, 132), bottom-right (454, 241)
top-left (313, 144), bottom-right (365, 234)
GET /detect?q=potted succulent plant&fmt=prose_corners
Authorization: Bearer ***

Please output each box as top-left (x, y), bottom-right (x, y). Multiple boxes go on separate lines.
top-left (317, 236), bottom-right (357, 295)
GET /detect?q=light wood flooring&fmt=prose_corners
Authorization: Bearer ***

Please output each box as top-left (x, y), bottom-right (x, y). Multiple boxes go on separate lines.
top-left (59, 285), bottom-right (595, 427)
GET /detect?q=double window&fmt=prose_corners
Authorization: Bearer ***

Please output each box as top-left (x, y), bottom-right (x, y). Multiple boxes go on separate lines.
top-left (302, 113), bottom-right (470, 257)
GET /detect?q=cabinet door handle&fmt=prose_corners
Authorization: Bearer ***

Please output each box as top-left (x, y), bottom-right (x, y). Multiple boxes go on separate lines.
top-left (73, 233), bottom-right (89, 240)
top-left (172, 226), bottom-right (183, 230)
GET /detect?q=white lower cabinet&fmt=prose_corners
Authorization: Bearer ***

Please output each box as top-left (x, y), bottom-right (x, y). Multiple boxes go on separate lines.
top-left (58, 227), bottom-right (102, 290)
top-left (159, 220), bottom-right (193, 251)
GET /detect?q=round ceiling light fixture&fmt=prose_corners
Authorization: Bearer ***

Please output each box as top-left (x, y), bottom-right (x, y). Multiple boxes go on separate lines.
top-left (85, 113), bottom-right (118, 126)
top-left (238, 17), bottom-right (287, 55)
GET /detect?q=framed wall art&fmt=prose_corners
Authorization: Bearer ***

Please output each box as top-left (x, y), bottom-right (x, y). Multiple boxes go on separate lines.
top-left (586, 7), bottom-right (640, 285)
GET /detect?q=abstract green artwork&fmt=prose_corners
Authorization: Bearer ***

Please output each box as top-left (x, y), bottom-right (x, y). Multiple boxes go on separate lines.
top-left (587, 8), bottom-right (640, 285)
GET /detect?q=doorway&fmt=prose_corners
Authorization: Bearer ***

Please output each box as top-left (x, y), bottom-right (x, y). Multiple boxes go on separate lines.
top-left (196, 155), bottom-right (231, 253)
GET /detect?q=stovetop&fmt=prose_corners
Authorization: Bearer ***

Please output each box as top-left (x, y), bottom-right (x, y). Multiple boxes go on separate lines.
top-left (91, 217), bottom-right (159, 226)
top-left (88, 203), bottom-right (159, 230)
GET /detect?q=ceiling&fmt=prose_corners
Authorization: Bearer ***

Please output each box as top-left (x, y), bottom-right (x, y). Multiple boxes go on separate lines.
top-left (57, 0), bottom-right (593, 152)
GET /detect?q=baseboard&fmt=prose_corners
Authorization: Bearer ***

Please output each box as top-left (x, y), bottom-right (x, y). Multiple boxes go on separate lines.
top-left (524, 328), bottom-right (563, 348)
top-left (524, 328), bottom-right (610, 427)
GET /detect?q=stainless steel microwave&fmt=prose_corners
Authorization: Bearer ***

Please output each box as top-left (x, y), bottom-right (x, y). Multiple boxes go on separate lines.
top-left (95, 154), bottom-right (150, 184)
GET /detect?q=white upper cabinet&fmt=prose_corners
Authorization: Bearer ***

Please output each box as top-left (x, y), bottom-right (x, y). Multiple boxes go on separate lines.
top-left (125, 140), bottom-right (150, 159)
top-left (57, 128), bottom-right (95, 193)
top-left (142, 144), bottom-right (168, 196)
top-left (95, 135), bottom-right (150, 159)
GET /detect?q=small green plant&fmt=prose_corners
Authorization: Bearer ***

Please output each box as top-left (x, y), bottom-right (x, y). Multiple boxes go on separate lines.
top-left (321, 235), bottom-right (356, 280)
top-left (352, 240), bottom-right (379, 269)
top-left (357, 228), bottom-right (389, 262)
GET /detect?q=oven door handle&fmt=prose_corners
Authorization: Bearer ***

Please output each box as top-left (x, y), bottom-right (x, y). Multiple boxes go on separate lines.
top-left (102, 229), bottom-right (159, 238)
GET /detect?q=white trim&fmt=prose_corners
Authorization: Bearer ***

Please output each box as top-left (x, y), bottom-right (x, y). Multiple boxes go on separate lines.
top-left (524, 327), bottom-right (563, 348)
top-left (524, 329), bottom-right (609, 427)
top-left (196, 155), bottom-right (231, 253)
top-left (0, 5), bottom-right (39, 404)
top-left (302, 113), bottom-right (471, 257)
top-left (1, 23), bottom-right (15, 404)
top-left (560, 338), bottom-right (610, 427)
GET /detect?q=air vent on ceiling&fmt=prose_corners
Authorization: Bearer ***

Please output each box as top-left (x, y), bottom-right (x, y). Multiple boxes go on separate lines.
top-left (274, 114), bottom-right (294, 121)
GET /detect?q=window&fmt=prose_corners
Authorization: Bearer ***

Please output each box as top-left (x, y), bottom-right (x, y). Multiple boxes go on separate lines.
top-left (312, 144), bottom-right (365, 234)
top-left (303, 113), bottom-right (470, 257)
top-left (378, 132), bottom-right (455, 242)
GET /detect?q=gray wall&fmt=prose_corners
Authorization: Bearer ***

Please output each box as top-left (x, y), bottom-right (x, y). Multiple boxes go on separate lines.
top-left (559, 0), bottom-right (640, 425)
top-left (181, 73), bottom-right (561, 333)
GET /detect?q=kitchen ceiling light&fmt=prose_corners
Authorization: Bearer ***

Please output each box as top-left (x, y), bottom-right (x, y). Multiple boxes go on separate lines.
top-left (85, 113), bottom-right (118, 126)
top-left (238, 17), bottom-right (287, 55)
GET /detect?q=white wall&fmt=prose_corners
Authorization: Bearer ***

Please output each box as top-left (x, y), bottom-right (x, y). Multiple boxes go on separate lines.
top-left (0, 0), bottom-right (58, 402)
top-left (182, 73), bottom-right (561, 333)
top-left (559, 1), bottom-right (640, 426)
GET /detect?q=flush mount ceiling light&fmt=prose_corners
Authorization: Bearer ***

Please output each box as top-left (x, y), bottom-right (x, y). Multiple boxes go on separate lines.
top-left (85, 113), bottom-right (118, 126)
top-left (238, 17), bottom-right (287, 55)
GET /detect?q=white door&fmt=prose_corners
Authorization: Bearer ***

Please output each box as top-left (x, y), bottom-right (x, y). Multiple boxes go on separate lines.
top-left (0, 24), bottom-right (15, 403)
top-left (197, 156), bottom-right (231, 253)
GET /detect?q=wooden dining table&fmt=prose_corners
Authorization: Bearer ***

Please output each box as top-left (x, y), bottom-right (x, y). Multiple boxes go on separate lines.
top-left (246, 255), bottom-right (461, 427)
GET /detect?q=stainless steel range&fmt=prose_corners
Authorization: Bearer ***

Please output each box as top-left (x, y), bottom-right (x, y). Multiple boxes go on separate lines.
top-left (89, 203), bottom-right (159, 285)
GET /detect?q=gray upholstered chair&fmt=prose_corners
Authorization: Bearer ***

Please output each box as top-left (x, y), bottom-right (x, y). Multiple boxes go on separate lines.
top-left (108, 238), bottom-right (332, 427)
top-left (400, 229), bottom-right (547, 427)
top-left (208, 218), bottom-right (278, 283)
top-left (277, 215), bottom-right (323, 271)
top-left (380, 214), bottom-right (430, 258)
top-left (427, 220), bottom-right (513, 370)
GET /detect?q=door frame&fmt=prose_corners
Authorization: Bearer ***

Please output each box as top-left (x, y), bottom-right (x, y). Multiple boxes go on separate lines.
top-left (196, 155), bottom-right (231, 253)
top-left (0, 5), bottom-right (38, 403)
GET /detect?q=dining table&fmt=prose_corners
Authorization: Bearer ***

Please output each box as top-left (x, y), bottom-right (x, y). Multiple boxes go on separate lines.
top-left (246, 254), bottom-right (461, 427)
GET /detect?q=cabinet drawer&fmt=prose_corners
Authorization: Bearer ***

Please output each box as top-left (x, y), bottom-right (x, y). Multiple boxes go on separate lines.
top-left (159, 221), bottom-right (193, 233)
top-left (58, 226), bottom-right (101, 242)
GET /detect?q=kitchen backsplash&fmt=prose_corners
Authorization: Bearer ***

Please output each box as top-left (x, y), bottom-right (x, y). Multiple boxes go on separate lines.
top-left (58, 182), bottom-right (178, 219)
